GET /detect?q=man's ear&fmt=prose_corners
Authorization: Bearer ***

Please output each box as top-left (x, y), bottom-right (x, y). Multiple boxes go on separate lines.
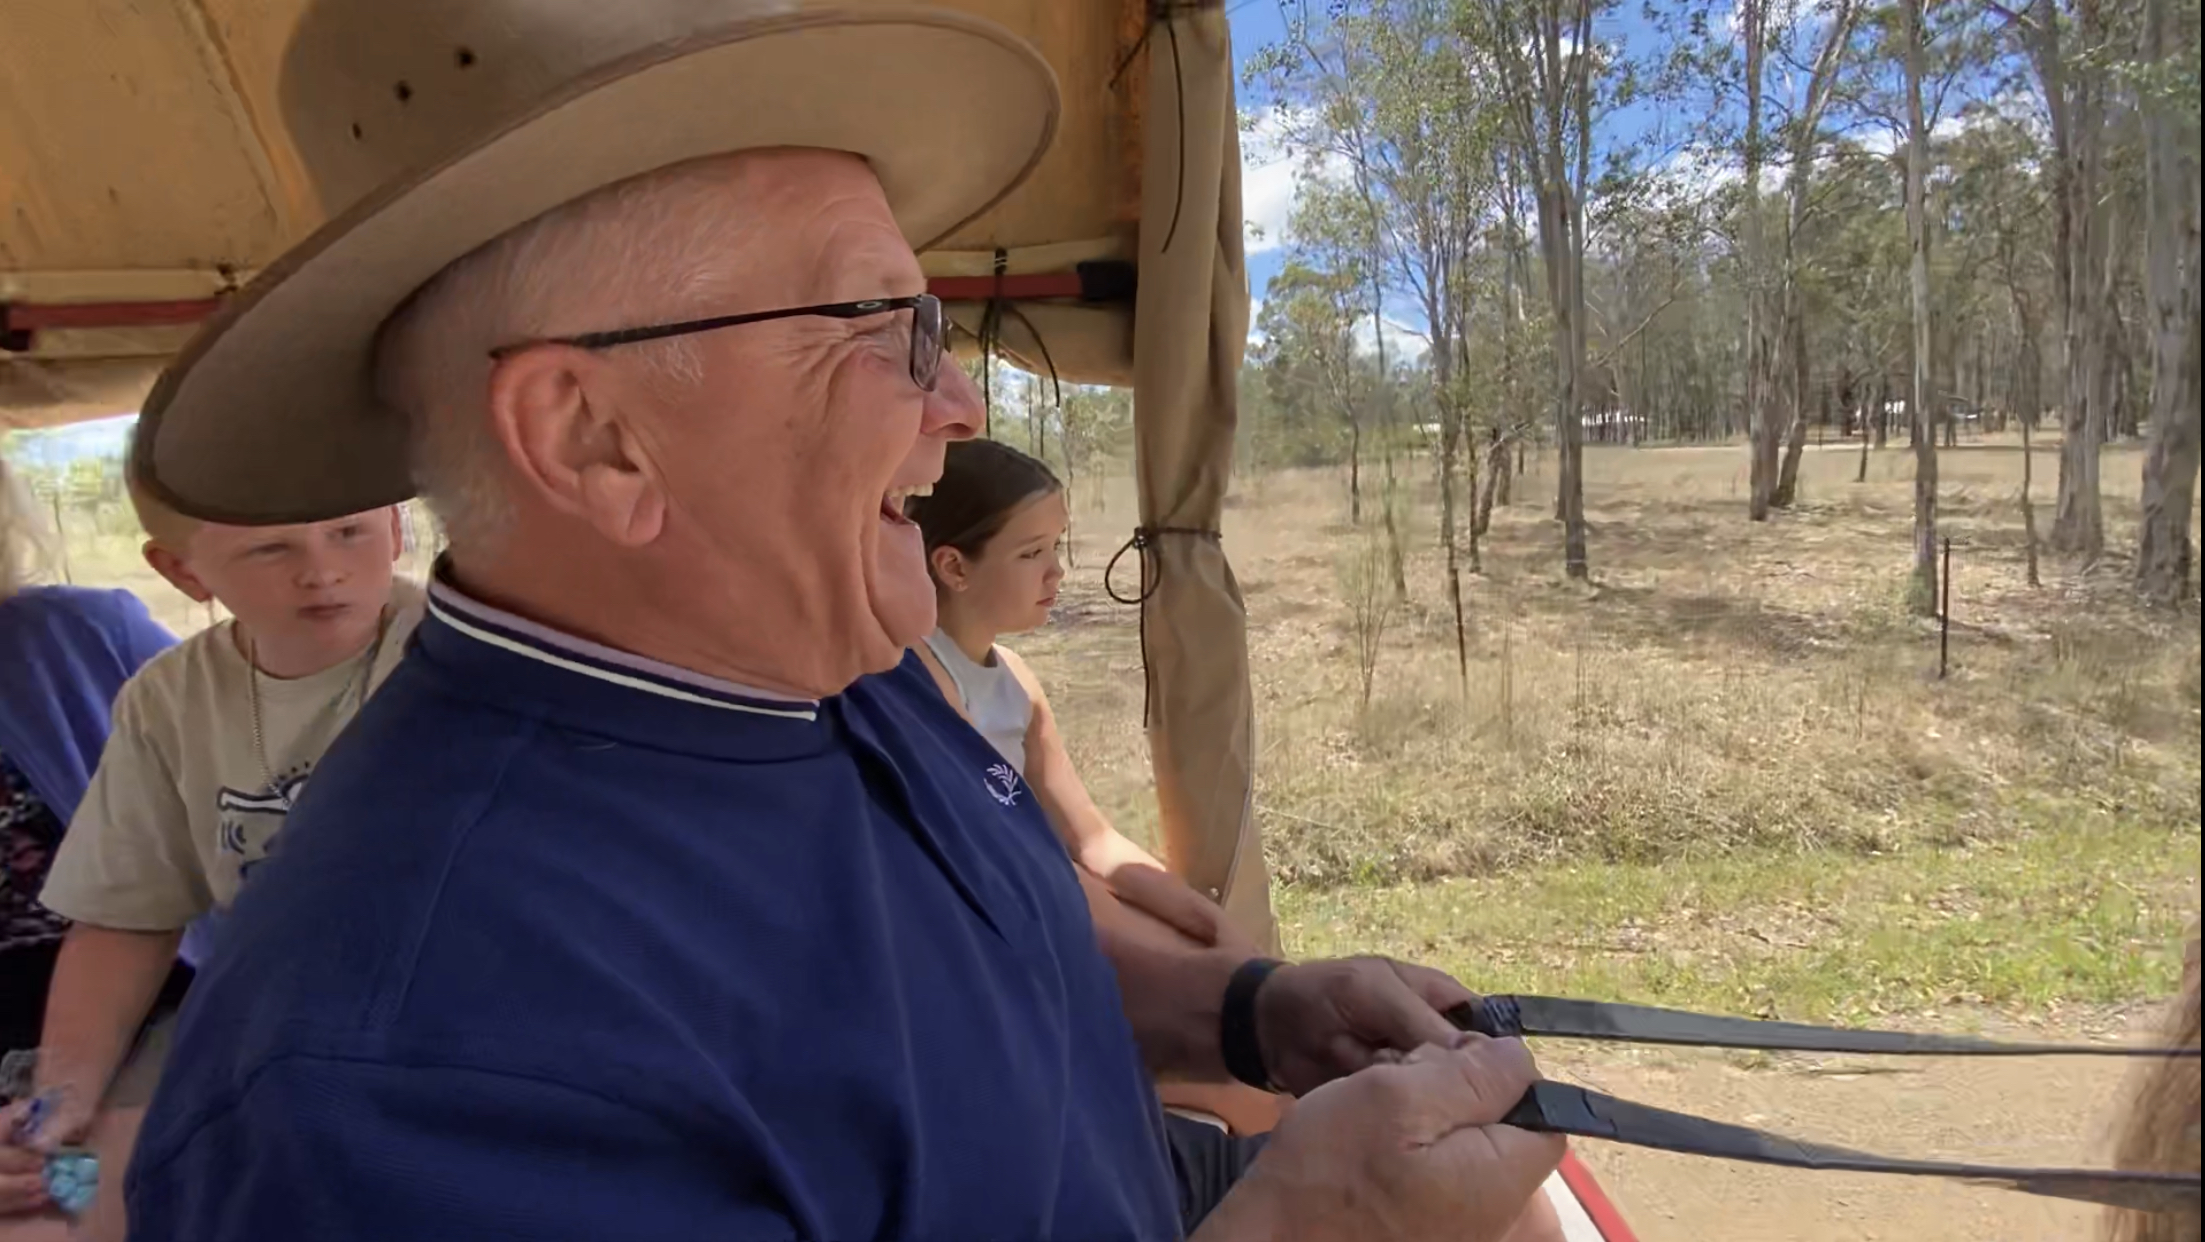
top-left (143, 541), bottom-right (212, 604)
top-left (384, 505), bottom-right (406, 563)
top-left (485, 348), bottom-right (667, 548)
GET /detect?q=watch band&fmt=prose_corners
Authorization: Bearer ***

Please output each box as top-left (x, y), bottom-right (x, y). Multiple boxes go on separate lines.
top-left (1220, 957), bottom-right (1286, 1091)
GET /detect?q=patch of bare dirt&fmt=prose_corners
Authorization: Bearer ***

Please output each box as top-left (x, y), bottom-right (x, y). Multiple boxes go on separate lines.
top-left (1546, 1010), bottom-right (2159, 1242)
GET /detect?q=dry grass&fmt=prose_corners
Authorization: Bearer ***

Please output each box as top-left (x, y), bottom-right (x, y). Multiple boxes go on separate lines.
top-left (1034, 438), bottom-right (2199, 879)
top-left (1022, 435), bottom-right (2199, 1014)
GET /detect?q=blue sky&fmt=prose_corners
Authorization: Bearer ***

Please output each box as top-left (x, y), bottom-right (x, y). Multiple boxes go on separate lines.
top-left (1229, 2), bottom-right (1295, 312)
top-left (4, 416), bottom-right (135, 465)
top-left (1223, 0), bottom-right (1980, 353)
top-left (1227, 0), bottom-right (1691, 353)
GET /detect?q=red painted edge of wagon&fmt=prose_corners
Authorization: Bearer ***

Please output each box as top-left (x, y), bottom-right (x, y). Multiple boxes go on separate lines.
top-left (1559, 1148), bottom-right (1640, 1242)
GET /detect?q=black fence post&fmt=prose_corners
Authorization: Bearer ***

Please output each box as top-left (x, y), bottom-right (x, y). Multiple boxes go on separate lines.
top-left (1939, 537), bottom-right (1952, 680)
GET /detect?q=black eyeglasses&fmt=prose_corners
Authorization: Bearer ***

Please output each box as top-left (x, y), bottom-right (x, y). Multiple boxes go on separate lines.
top-left (487, 293), bottom-right (945, 392)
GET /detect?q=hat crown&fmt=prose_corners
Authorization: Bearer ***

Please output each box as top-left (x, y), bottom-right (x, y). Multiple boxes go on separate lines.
top-left (281, 0), bottom-right (804, 217)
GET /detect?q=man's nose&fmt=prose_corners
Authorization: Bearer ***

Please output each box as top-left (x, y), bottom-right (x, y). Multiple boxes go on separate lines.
top-left (923, 362), bottom-right (984, 442)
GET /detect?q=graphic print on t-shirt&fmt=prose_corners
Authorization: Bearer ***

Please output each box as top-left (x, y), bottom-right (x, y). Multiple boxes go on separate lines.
top-left (214, 762), bottom-right (310, 887)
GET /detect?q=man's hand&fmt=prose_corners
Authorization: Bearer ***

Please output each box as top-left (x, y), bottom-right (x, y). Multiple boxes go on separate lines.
top-left (1195, 1036), bottom-right (1564, 1242)
top-left (1255, 956), bottom-right (1478, 1095)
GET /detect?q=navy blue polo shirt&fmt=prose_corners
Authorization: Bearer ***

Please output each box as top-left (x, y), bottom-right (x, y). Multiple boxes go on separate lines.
top-left (126, 580), bottom-right (1181, 1240)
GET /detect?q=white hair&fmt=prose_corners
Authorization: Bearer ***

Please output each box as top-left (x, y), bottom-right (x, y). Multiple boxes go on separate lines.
top-left (373, 158), bottom-right (755, 552)
top-left (0, 453), bottom-right (60, 601)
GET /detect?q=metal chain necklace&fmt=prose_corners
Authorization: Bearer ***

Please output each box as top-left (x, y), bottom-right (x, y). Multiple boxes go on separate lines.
top-left (245, 606), bottom-right (391, 810)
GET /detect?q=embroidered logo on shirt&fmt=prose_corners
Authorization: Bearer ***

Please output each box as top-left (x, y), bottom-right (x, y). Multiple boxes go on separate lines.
top-left (985, 763), bottom-right (1024, 807)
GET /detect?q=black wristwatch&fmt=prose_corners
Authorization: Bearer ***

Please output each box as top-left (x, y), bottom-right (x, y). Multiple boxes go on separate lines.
top-left (1219, 957), bottom-right (1287, 1092)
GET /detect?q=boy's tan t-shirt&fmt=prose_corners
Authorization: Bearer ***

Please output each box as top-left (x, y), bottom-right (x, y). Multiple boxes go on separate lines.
top-left (40, 578), bottom-right (424, 931)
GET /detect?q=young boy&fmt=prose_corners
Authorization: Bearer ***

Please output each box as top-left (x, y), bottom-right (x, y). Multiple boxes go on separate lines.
top-left (2, 458), bottom-right (419, 1235)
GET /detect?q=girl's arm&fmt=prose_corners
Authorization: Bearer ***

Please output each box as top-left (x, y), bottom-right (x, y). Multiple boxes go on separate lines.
top-left (1000, 648), bottom-right (1252, 952)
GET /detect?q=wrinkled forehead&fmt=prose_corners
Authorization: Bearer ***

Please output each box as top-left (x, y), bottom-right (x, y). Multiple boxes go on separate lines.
top-left (689, 149), bottom-right (925, 306)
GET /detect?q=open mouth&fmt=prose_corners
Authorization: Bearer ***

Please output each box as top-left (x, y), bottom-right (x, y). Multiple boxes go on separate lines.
top-left (881, 482), bottom-right (932, 524)
top-left (298, 602), bottom-right (353, 622)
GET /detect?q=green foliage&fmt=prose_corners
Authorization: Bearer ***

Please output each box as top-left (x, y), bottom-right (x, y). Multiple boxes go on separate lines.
top-left (1235, 0), bottom-right (2186, 454)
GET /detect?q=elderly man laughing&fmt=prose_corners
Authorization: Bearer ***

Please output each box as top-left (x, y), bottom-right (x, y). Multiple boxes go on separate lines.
top-left (121, 3), bottom-right (1563, 1239)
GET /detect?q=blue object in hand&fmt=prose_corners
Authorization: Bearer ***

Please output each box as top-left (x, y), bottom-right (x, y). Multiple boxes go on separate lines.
top-left (43, 1149), bottom-right (99, 1218)
top-left (9, 1091), bottom-right (51, 1145)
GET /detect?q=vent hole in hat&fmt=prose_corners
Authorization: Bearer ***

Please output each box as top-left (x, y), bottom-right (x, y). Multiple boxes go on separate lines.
top-left (394, 81), bottom-right (413, 103)
top-left (455, 47), bottom-right (477, 69)
top-left (350, 122), bottom-right (364, 141)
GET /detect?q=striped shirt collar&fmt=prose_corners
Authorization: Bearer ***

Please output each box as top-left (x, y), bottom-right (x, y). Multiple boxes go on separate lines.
top-left (425, 574), bottom-right (819, 723)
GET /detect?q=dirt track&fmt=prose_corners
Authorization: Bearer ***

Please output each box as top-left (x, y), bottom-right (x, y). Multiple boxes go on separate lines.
top-left (1547, 1010), bottom-right (2160, 1242)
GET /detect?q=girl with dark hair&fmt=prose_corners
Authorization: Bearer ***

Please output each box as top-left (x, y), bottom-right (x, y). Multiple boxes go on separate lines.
top-left (906, 440), bottom-right (1295, 1206)
top-left (906, 438), bottom-right (1247, 953)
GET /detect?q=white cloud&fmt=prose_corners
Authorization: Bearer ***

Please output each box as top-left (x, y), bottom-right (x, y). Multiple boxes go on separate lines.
top-left (1722, 0), bottom-right (1840, 47)
top-left (1844, 105), bottom-right (1993, 160)
top-left (1241, 107), bottom-right (1304, 255)
top-left (1850, 123), bottom-right (1902, 158)
top-left (1645, 144), bottom-right (1786, 204)
top-left (1351, 312), bottom-right (1429, 362)
top-left (1239, 106), bottom-right (1348, 256)
top-left (1241, 302), bottom-right (1424, 360)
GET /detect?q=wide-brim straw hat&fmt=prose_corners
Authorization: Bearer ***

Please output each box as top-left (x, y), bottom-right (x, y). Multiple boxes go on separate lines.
top-left (133, 1), bottom-right (1059, 525)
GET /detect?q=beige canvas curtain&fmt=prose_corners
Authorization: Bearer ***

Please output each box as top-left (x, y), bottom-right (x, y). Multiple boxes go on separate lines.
top-left (1129, 3), bottom-right (1272, 951)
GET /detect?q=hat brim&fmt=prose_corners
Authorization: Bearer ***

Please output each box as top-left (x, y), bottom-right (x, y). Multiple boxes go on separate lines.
top-left (135, 8), bottom-right (1058, 525)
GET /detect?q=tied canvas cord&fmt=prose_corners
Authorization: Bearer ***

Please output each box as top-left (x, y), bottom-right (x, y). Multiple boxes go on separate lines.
top-left (974, 249), bottom-right (1064, 435)
top-left (1105, 526), bottom-right (1221, 726)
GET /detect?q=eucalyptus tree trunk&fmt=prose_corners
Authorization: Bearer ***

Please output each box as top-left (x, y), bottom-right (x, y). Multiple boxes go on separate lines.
top-left (1857, 382), bottom-right (1872, 483)
top-left (1558, 0), bottom-right (1592, 579)
top-left (1773, 300), bottom-right (1813, 507)
top-left (1740, 0), bottom-right (1781, 521)
top-left (1495, 153), bottom-right (1529, 519)
top-left (1903, 0), bottom-right (1939, 616)
top-left (2045, 0), bottom-right (2109, 560)
top-left (1476, 428), bottom-right (1508, 536)
top-left (1441, 322), bottom-right (1472, 691)
top-left (2134, 0), bottom-right (2202, 605)
top-left (1490, 0), bottom-right (1591, 579)
top-left (1346, 399), bottom-right (1364, 525)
